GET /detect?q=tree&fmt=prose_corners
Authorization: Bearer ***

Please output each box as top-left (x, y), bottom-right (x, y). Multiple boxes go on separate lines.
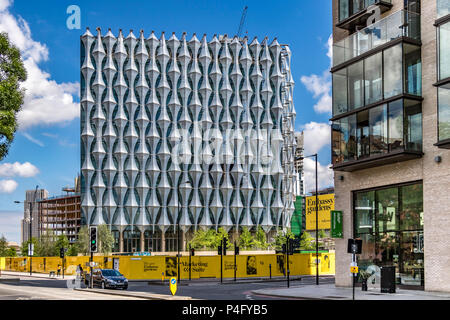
top-left (214, 227), bottom-right (231, 249)
top-left (36, 231), bottom-right (57, 256)
top-left (5, 247), bottom-right (16, 257)
top-left (238, 227), bottom-right (255, 250)
top-left (273, 228), bottom-right (294, 251)
top-left (0, 235), bottom-right (8, 256)
top-left (66, 244), bottom-right (78, 256)
top-left (54, 234), bottom-right (69, 253)
top-left (98, 224), bottom-right (114, 255)
top-left (75, 226), bottom-right (90, 255)
top-left (0, 32), bottom-right (27, 160)
top-left (254, 227), bottom-right (269, 250)
top-left (299, 231), bottom-right (315, 251)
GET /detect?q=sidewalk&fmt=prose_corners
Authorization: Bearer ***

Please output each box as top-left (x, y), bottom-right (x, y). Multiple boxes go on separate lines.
top-left (251, 283), bottom-right (450, 300)
top-left (0, 271), bottom-right (77, 280)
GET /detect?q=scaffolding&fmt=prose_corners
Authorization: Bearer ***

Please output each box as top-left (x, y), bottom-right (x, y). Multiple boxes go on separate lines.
top-left (38, 194), bottom-right (81, 244)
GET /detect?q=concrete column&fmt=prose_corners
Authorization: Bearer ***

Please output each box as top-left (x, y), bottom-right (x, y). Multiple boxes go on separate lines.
top-left (161, 231), bottom-right (166, 253)
top-left (119, 230), bottom-right (123, 253)
top-left (140, 230), bottom-right (145, 252)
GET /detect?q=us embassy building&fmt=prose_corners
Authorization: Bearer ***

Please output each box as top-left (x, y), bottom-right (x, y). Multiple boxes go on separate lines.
top-left (80, 28), bottom-right (297, 253)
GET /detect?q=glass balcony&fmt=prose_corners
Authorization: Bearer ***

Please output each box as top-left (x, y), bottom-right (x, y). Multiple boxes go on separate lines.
top-left (437, 84), bottom-right (450, 148)
top-left (333, 10), bottom-right (421, 67)
top-left (332, 42), bottom-right (421, 117)
top-left (437, 0), bottom-right (450, 19)
top-left (338, 0), bottom-right (393, 29)
top-left (332, 98), bottom-right (422, 171)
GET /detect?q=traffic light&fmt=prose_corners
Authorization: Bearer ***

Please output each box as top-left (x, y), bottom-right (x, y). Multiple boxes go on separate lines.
top-left (288, 239), bottom-right (294, 255)
top-left (218, 245), bottom-right (222, 256)
top-left (60, 247), bottom-right (65, 258)
top-left (191, 248), bottom-right (195, 256)
top-left (90, 226), bottom-right (97, 253)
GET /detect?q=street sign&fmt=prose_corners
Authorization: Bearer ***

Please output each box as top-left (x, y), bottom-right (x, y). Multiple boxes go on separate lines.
top-left (170, 277), bottom-right (177, 296)
top-left (350, 266), bottom-right (359, 274)
top-left (331, 210), bottom-right (343, 238)
top-left (28, 243), bottom-right (34, 256)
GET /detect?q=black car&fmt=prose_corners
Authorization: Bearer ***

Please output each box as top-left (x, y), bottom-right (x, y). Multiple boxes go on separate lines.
top-left (85, 269), bottom-right (128, 290)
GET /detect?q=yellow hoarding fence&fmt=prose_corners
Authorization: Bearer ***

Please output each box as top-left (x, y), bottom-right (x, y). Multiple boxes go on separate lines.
top-left (0, 253), bottom-right (334, 280)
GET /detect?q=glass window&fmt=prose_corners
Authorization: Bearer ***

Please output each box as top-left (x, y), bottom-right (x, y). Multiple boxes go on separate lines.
top-left (376, 187), bottom-right (398, 233)
top-left (439, 22), bottom-right (450, 81)
top-left (400, 184), bottom-right (423, 231)
top-left (344, 114), bottom-right (357, 162)
top-left (333, 68), bottom-right (348, 115)
top-left (332, 120), bottom-right (343, 165)
top-left (437, 0), bottom-right (450, 19)
top-left (438, 84), bottom-right (450, 141)
top-left (375, 232), bottom-right (399, 267)
top-left (356, 110), bottom-right (370, 159)
top-left (383, 44), bottom-right (403, 99)
top-left (355, 191), bottom-right (375, 235)
top-left (352, 0), bottom-right (364, 14)
top-left (388, 99), bottom-right (404, 151)
top-left (348, 61), bottom-right (364, 111)
top-left (404, 100), bottom-right (422, 151)
top-left (354, 182), bottom-right (423, 287)
top-left (369, 104), bottom-right (388, 155)
top-left (404, 44), bottom-right (421, 96)
top-left (365, 52), bottom-right (383, 105)
top-left (339, 0), bottom-right (349, 21)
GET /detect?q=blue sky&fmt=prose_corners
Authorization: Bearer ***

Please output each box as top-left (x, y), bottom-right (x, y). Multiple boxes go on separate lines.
top-left (0, 0), bottom-right (333, 243)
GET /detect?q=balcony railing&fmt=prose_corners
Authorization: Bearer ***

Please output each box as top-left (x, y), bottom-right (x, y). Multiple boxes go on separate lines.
top-left (333, 10), bottom-right (420, 67)
top-left (437, 0), bottom-right (450, 19)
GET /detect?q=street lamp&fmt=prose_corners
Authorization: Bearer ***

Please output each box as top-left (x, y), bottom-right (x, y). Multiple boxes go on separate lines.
top-left (14, 185), bottom-right (39, 276)
top-left (177, 179), bottom-right (192, 284)
top-left (297, 153), bottom-right (319, 285)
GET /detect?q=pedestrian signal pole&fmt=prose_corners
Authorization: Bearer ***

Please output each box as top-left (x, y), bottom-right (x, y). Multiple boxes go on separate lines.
top-left (89, 226), bottom-right (97, 289)
top-left (218, 243), bottom-right (223, 283)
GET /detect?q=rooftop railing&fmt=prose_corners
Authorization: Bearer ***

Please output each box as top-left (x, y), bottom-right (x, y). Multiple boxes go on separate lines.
top-left (333, 10), bottom-right (420, 67)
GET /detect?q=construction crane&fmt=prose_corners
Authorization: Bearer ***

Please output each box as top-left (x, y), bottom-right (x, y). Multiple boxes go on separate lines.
top-left (237, 5), bottom-right (248, 38)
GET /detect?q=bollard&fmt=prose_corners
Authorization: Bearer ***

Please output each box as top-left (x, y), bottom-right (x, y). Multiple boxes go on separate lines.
top-left (269, 264), bottom-right (272, 280)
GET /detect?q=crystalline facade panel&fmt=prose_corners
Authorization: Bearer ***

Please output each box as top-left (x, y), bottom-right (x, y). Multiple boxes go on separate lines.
top-left (80, 28), bottom-right (296, 250)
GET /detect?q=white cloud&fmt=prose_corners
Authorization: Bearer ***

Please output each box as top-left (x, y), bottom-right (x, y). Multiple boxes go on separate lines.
top-left (0, 0), bottom-right (79, 130)
top-left (301, 34), bottom-right (333, 114)
top-left (301, 121), bottom-right (331, 155)
top-left (0, 179), bottom-right (18, 193)
top-left (22, 132), bottom-right (44, 147)
top-left (0, 161), bottom-right (39, 178)
top-left (303, 158), bottom-right (334, 194)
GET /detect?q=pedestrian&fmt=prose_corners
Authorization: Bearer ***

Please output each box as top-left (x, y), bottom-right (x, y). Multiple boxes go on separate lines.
top-left (57, 264), bottom-right (61, 277)
top-left (76, 264), bottom-right (83, 279)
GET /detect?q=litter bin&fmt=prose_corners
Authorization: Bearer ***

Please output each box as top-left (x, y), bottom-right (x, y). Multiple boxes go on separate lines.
top-left (380, 266), bottom-right (396, 293)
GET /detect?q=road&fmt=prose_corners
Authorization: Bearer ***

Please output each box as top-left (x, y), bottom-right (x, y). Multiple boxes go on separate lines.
top-left (0, 274), bottom-right (334, 300)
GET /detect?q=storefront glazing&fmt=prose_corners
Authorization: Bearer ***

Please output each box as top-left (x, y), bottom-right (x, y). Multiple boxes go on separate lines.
top-left (353, 182), bottom-right (424, 288)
